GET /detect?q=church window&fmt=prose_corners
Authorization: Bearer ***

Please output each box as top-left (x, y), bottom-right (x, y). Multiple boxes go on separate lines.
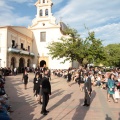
top-left (43, 0), bottom-right (45, 3)
top-left (40, 32), bottom-right (46, 42)
top-left (45, 9), bottom-right (48, 16)
top-left (40, 9), bottom-right (43, 16)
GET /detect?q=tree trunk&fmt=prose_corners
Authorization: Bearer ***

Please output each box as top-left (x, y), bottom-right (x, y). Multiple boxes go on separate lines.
top-left (77, 58), bottom-right (83, 66)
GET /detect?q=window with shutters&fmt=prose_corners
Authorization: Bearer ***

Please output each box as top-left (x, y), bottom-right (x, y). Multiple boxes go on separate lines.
top-left (40, 32), bottom-right (46, 42)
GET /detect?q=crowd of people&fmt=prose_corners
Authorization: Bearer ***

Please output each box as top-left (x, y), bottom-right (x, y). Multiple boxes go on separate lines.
top-left (21, 66), bottom-right (51, 116)
top-left (0, 67), bottom-right (34, 77)
top-left (52, 66), bottom-right (120, 103)
top-left (1, 65), bottom-right (120, 118)
top-left (0, 75), bottom-right (13, 120)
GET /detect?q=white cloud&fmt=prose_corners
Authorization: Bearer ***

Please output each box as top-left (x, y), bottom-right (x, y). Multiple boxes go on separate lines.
top-left (52, 0), bottom-right (64, 5)
top-left (0, 0), bottom-right (120, 45)
top-left (0, 0), bottom-right (32, 27)
top-left (54, 0), bottom-right (120, 45)
top-left (91, 23), bottom-right (120, 45)
top-left (0, 1), bottom-right (13, 12)
top-left (8, 0), bottom-right (34, 3)
top-left (0, 12), bottom-right (32, 26)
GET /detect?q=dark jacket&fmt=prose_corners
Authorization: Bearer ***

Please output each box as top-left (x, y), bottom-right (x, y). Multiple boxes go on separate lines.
top-left (23, 74), bottom-right (28, 84)
top-left (42, 76), bottom-right (51, 95)
top-left (84, 77), bottom-right (92, 93)
top-left (33, 77), bottom-right (42, 90)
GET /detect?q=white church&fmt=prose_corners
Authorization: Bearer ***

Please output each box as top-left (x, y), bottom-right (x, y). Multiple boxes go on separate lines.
top-left (0, 0), bottom-right (75, 71)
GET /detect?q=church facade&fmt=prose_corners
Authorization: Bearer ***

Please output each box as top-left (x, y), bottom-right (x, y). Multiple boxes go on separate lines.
top-left (0, 0), bottom-right (72, 70)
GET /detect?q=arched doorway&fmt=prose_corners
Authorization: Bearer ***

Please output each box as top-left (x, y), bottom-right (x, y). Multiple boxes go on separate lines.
top-left (19, 58), bottom-right (25, 73)
top-left (40, 60), bottom-right (46, 67)
top-left (11, 57), bottom-right (16, 69)
top-left (27, 59), bottom-right (31, 67)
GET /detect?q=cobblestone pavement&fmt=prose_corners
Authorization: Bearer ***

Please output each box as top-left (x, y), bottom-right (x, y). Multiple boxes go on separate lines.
top-left (5, 73), bottom-right (120, 120)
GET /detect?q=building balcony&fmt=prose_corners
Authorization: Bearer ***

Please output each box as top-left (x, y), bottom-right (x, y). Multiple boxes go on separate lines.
top-left (8, 47), bottom-right (35, 57)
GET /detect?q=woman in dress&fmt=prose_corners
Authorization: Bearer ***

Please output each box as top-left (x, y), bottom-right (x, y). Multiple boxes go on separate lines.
top-left (107, 73), bottom-right (117, 102)
top-left (22, 70), bottom-right (29, 89)
top-left (33, 72), bottom-right (40, 100)
top-left (33, 72), bottom-right (42, 104)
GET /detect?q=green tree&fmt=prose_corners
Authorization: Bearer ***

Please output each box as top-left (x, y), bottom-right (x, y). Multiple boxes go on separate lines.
top-left (105, 44), bottom-right (120, 67)
top-left (86, 31), bottom-right (106, 65)
top-left (47, 27), bottom-right (106, 66)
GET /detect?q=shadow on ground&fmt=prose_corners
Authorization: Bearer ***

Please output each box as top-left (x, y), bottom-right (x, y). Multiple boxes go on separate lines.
top-left (5, 76), bottom-right (37, 120)
top-left (72, 90), bottom-right (96, 120)
top-left (39, 92), bottom-right (73, 120)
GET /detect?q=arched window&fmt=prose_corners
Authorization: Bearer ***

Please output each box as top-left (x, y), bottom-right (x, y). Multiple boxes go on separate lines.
top-left (43, 0), bottom-right (45, 3)
top-left (40, 9), bottom-right (43, 16)
top-left (45, 9), bottom-right (48, 16)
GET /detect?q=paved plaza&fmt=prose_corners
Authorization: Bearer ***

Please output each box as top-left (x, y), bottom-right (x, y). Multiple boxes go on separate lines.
top-left (5, 73), bottom-right (120, 120)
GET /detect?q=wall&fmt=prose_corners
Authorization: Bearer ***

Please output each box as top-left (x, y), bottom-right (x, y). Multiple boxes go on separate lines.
top-left (0, 28), bottom-right (7, 67)
top-left (31, 25), bottom-right (71, 69)
top-left (7, 27), bottom-right (34, 68)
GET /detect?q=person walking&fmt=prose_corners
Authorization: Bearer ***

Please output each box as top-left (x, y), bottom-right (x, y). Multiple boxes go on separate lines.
top-left (83, 73), bottom-right (92, 107)
top-left (41, 70), bottom-right (51, 115)
top-left (107, 73), bottom-right (117, 102)
top-left (22, 70), bottom-right (29, 90)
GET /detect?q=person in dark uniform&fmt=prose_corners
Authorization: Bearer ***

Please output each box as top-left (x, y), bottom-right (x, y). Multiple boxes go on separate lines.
top-left (33, 72), bottom-right (43, 104)
top-left (38, 73), bottom-right (43, 104)
top-left (83, 73), bottom-right (92, 106)
top-left (33, 72), bottom-right (40, 101)
top-left (41, 70), bottom-right (51, 115)
top-left (22, 70), bottom-right (29, 89)
top-left (47, 69), bottom-right (51, 81)
top-left (67, 70), bottom-right (72, 87)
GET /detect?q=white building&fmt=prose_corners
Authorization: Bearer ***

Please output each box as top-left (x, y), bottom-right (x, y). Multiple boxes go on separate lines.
top-left (0, 0), bottom-right (72, 70)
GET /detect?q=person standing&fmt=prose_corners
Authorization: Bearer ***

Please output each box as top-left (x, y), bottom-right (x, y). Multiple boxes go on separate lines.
top-left (38, 73), bottom-right (43, 104)
top-left (47, 69), bottom-right (51, 81)
top-left (22, 70), bottom-right (29, 90)
top-left (67, 70), bottom-right (72, 87)
top-left (83, 73), bottom-right (92, 106)
top-left (33, 72), bottom-right (43, 104)
top-left (78, 71), bottom-right (84, 91)
top-left (41, 70), bottom-right (51, 115)
top-left (14, 67), bottom-right (17, 76)
top-left (107, 73), bottom-right (117, 102)
top-left (33, 72), bottom-right (40, 101)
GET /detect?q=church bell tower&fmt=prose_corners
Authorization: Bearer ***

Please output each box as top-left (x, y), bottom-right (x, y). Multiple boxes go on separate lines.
top-left (30, 0), bottom-right (56, 28)
top-left (36, 0), bottom-right (53, 18)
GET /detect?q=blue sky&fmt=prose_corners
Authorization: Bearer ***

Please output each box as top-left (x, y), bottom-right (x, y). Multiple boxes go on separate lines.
top-left (0, 0), bottom-right (120, 46)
